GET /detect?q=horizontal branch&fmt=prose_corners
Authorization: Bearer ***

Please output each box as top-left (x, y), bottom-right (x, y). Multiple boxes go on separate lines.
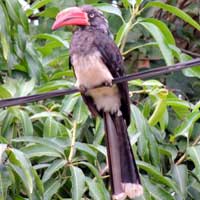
top-left (0, 58), bottom-right (200, 108)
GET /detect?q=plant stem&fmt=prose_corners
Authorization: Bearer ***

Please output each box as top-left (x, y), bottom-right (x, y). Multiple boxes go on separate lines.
top-left (129, 89), bottom-right (151, 96)
top-left (176, 134), bottom-right (200, 165)
top-left (120, 5), bottom-right (139, 53)
top-left (122, 42), bottom-right (157, 56)
top-left (68, 121), bottom-right (77, 162)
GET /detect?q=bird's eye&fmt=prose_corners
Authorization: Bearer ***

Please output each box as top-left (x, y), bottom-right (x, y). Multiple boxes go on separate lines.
top-left (89, 13), bottom-right (95, 18)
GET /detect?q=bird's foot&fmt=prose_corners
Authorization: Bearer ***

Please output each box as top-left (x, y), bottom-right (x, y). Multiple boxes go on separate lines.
top-left (78, 84), bottom-right (88, 94)
top-left (122, 183), bottom-right (143, 198)
top-left (103, 80), bottom-right (112, 87)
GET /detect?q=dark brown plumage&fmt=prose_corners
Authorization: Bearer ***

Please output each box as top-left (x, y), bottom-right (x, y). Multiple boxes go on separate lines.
top-left (70, 29), bottom-right (130, 124)
top-left (54, 5), bottom-right (143, 200)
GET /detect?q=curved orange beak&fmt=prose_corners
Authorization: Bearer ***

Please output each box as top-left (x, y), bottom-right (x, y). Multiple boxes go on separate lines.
top-left (52, 7), bottom-right (89, 30)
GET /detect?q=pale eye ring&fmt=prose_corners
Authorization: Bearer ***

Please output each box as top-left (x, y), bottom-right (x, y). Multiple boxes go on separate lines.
top-left (89, 13), bottom-right (95, 18)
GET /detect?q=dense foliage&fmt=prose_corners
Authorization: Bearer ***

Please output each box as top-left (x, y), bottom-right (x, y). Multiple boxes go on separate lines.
top-left (0, 0), bottom-right (200, 199)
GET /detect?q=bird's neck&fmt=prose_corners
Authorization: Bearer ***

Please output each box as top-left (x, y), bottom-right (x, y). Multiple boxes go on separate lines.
top-left (78, 25), bottom-right (109, 35)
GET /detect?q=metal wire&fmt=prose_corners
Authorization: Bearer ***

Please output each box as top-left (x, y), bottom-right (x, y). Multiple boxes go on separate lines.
top-left (0, 58), bottom-right (200, 108)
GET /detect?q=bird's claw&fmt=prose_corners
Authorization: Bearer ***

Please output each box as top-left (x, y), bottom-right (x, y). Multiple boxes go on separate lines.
top-left (103, 80), bottom-right (112, 87)
top-left (79, 84), bottom-right (88, 94)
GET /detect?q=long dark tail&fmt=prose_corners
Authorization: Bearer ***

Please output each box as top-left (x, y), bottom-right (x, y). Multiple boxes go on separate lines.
top-left (103, 112), bottom-right (143, 200)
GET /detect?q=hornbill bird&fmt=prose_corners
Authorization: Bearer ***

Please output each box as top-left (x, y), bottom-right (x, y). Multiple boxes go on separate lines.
top-left (52, 5), bottom-right (143, 199)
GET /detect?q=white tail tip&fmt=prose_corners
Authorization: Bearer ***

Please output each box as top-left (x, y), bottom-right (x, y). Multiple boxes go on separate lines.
top-left (112, 192), bottom-right (127, 200)
top-left (122, 183), bottom-right (143, 198)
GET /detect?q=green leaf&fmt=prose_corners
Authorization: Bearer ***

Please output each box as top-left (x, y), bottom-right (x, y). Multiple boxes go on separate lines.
top-left (44, 179), bottom-right (61, 200)
top-left (12, 136), bottom-right (66, 157)
top-left (93, 118), bottom-right (105, 145)
top-left (144, 1), bottom-right (200, 31)
top-left (61, 94), bottom-right (79, 114)
top-left (95, 4), bottom-right (123, 19)
top-left (25, 42), bottom-right (42, 79)
top-left (142, 18), bottom-right (175, 45)
top-left (121, 0), bottom-right (137, 8)
top-left (89, 144), bottom-right (107, 157)
top-left (37, 7), bottom-right (59, 18)
top-left (18, 6), bottom-right (29, 33)
top-left (167, 99), bottom-right (192, 109)
top-left (1, 111), bottom-right (14, 138)
top-left (42, 159), bottom-right (67, 182)
top-left (159, 144), bottom-right (178, 161)
top-left (86, 177), bottom-right (109, 200)
top-left (30, 0), bottom-right (52, 10)
top-left (32, 168), bottom-right (44, 196)
top-left (5, 0), bottom-right (20, 24)
top-left (188, 180), bottom-right (200, 199)
top-left (187, 146), bottom-right (200, 178)
top-left (21, 143), bottom-right (63, 158)
top-left (18, 110), bottom-right (33, 136)
top-left (75, 142), bottom-right (97, 159)
top-left (33, 33), bottom-right (69, 49)
top-left (142, 177), bottom-right (175, 200)
top-left (73, 98), bottom-right (89, 123)
top-left (175, 112), bottom-right (200, 138)
top-left (148, 128), bottom-right (160, 166)
top-left (180, 54), bottom-right (200, 78)
top-left (148, 91), bottom-right (168, 126)
top-left (0, 33), bottom-right (10, 61)
top-left (143, 80), bottom-right (163, 87)
top-left (115, 22), bottom-right (130, 46)
top-left (136, 0), bottom-right (142, 6)
top-left (131, 104), bottom-right (147, 134)
top-left (70, 166), bottom-right (85, 200)
top-left (139, 20), bottom-right (174, 65)
top-left (0, 165), bottom-right (12, 199)
top-left (5, 0), bottom-right (29, 33)
top-left (19, 78), bottom-right (35, 96)
top-left (79, 161), bottom-right (104, 184)
top-left (8, 148), bottom-right (34, 196)
top-left (121, 0), bottom-right (131, 8)
top-left (0, 105), bottom-right (9, 119)
top-left (123, 42), bottom-right (158, 55)
top-left (193, 101), bottom-right (200, 113)
top-left (50, 70), bottom-right (74, 81)
top-left (167, 95), bottom-right (191, 119)
top-left (137, 161), bottom-right (179, 192)
top-left (183, 66), bottom-right (200, 79)
top-left (26, 0), bottom-right (53, 17)
top-left (80, 161), bottom-right (110, 198)
top-left (0, 1), bottom-right (10, 32)
top-left (30, 111), bottom-right (64, 120)
top-left (0, 3), bottom-right (11, 60)
top-left (172, 164), bottom-right (187, 199)
top-left (36, 80), bottom-right (73, 92)
top-left (131, 105), bottom-right (150, 161)
top-left (43, 117), bottom-right (59, 137)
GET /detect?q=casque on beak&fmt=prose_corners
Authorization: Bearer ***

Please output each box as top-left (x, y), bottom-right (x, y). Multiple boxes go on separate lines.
top-left (52, 7), bottom-right (89, 30)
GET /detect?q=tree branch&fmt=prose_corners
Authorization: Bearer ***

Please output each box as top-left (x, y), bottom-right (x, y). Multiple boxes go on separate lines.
top-left (0, 58), bottom-right (200, 108)
top-left (176, 134), bottom-right (200, 165)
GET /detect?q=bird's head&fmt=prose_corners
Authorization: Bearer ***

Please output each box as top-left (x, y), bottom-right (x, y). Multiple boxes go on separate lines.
top-left (52, 5), bottom-right (109, 33)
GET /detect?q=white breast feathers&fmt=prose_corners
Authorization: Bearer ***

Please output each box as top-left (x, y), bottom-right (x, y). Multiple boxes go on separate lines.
top-left (71, 51), bottom-right (121, 113)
